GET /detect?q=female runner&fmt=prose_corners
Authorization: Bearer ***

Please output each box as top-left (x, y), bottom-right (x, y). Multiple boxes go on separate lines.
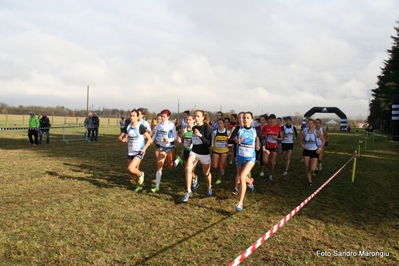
top-left (262, 114), bottom-right (283, 181)
top-left (229, 112), bottom-right (244, 196)
top-left (228, 112), bottom-right (264, 211)
top-left (300, 118), bottom-right (325, 186)
top-left (151, 109), bottom-right (181, 193)
top-left (281, 116), bottom-right (298, 175)
top-left (211, 118), bottom-right (230, 184)
top-left (315, 118), bottom-right (330, 171)
top-left (180, 114), bottom-right (197, 185)
top-left (182, 110), bottom-right (213, 202)
top-left (118, 109), bottom-right (152, 192)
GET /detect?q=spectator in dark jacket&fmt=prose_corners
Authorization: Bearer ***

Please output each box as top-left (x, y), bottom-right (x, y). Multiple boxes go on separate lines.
top-left (91, 113), bottom-right (100, 141)
top-left (39, 112), bottom-right (51, 144)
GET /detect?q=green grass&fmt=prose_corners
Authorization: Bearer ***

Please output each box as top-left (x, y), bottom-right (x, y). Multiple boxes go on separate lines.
top-left (1, 127), bottom-right (398, 265)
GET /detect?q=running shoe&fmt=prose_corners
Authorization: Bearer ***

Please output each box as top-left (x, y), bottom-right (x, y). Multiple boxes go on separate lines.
top-left (177, 155), bottom-right (183, 164)
top-left (308, 182), bottom-right (313, 187)
top-left (134, 186), bottom-right (143, 192)
top-left (182, 191), bottom-right (192, 202)
top-left (318, 163), bottom-right (322, 171)
top-left (283, 171), bottom-right (288, 176)
top-left (206, 188), bottom-right (213, 196)
top-left (231, 188), bottom-right (238, 197)
top-left (151, 187), bottom-right (160, 193)
top-left (236, 202), bottom-right (243, 211)
top-left (269, 175), bottom-right (274, 182)
top-left (264, 169), bottom-right (269, 175)
top-left (312, 171), bottom-right (316, 177)
top-left (215, 179), bottom-right (221, 185)
top-left (259, 172), bottom-right (264, 177)
top-left (229, 160), bottom-right (233, 165)
top-left (138, 171), bottom-right (145, 185)
top-left (192, 175), bottom-right (199, 191)
top-left (248, 178), bottom-right (254, 192)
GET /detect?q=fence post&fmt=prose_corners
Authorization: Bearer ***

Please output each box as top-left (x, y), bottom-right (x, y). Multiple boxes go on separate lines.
top-left (358, 140), bottom-right (362, 158)
top-left (6, 113), bottom-right (8, 125)
top-left (352, 151), bottom-right (357, 183)
top-left (23, 114), bottom-right (25, 126)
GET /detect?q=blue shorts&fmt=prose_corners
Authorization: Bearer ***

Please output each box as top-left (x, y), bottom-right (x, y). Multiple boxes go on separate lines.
top-left (236, 158), bottom-right (256, 167)
top-left (156, 144), bottom-right (175, 153)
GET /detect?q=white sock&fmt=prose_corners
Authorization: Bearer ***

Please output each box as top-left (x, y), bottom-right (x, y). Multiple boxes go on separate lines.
top-left (156, 171), bottom-right (162, 188)
top-left (174, 158), bottom-right (179, 167)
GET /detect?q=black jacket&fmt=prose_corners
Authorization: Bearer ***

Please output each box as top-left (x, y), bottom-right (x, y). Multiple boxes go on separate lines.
top-left (92, 116), bottom-right (100, 128)
top-left (39, 116), bottom-right (51, 131)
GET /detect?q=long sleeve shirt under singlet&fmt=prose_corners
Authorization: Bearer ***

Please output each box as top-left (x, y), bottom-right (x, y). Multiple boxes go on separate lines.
top-left (191, 123), bottom-right (212, 155)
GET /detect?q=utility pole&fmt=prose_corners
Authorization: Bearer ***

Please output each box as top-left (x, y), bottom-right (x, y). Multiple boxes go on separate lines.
top-left (86, 85), bottom-right (89, 116)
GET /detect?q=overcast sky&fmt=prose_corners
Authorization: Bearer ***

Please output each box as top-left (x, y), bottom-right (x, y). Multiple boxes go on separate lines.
top-left (1, 0), bottom-right (398, 118)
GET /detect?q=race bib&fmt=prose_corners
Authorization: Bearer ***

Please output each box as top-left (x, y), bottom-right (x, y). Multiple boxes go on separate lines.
top-left (238, 145), bottom-right (253, 157)
top-left (267, 135), bottom-right (277, 143)
top-left (156, 131), bottom-right (168, 142)
top-left (216, 140), bottom-right (226, 149)
top-left (191, 135), bottom-right (203, 145)
top-left (184, 138), bottom-right (192, 148)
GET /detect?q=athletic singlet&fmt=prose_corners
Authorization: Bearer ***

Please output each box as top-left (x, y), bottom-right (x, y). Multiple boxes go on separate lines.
top-left (212, 128), bottom-right (229, 153)
top-left (304, 130), bottom-right (319, 151)
top-left (182, 128), bottom-right (193, 151)
top-left (126, 123), bottom-right (147, 156)
top-left (212, 121), bottom-right (219, 131)
top-left (152, 121), bottom-right (177, 148)
top-left (236, 127), bottom-right (257, 161)
top-left (140, 120), bottom-right (151, 132)
top-left (316, 127), bottom-right (324, 146)
top-left (263, 124), bottom-right (280, 149)
top-left (282, 125), bottom-right (296, 144)
top-left (181, 118), bottom-right (188, 130)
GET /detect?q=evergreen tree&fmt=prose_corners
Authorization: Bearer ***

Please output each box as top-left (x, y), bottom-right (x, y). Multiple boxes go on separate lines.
top-left (369, 19), bottom-right (399, 131)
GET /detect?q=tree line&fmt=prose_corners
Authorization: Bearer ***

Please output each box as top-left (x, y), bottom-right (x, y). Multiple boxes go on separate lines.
top-left (368, 19), bottom-right (399, 132)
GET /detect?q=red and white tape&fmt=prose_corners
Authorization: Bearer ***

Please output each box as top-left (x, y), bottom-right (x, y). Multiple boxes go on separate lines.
top-left (228, 153), bottom-right (356, 266)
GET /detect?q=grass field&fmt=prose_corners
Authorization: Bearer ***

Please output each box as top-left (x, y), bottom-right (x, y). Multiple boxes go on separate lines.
top-left (0, 127), bottom-right (398, 265)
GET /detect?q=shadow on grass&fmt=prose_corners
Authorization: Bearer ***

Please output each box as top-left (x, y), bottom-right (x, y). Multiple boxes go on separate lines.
top-left (133, 196), bottom-right (267, 266)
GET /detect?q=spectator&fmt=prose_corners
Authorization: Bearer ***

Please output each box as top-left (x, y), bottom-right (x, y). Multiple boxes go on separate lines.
top-left (39, 112), bottom-right (51, 144)
top-left (91, 113), bottom-right (100, 141)
top-left (84, 113), bottom-right (93, 140)
top-left (28, 111), bottom-right (40, 145)
top-left (119, 116), bottom-right (126, 134)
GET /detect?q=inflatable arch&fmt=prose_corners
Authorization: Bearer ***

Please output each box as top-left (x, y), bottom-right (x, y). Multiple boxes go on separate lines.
top-left (302, 107), bottom-right (347, 130)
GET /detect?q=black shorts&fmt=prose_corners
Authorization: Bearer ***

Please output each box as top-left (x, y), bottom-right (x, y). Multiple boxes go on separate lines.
top-left (302, 149), bottom-right (319, 159)
top-left (183, 149), bottom-right (191, 161)
top-left (127, 153), bottom-right (145, 160)
top-left (282, 143), bottom-right (294, 151)
top-left (267, 147), bottom-right (278, 153)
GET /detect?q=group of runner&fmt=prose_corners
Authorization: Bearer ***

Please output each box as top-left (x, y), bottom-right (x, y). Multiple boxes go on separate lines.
top-left (118, 108), bottom-right (330, 211)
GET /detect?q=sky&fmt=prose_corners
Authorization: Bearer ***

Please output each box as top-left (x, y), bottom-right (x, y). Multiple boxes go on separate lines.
top-left (0, 0), bottom-right (398, 118)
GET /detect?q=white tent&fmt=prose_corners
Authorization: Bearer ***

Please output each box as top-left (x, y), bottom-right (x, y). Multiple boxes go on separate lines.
top-left (326, 119), bottom-right (338, 125)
